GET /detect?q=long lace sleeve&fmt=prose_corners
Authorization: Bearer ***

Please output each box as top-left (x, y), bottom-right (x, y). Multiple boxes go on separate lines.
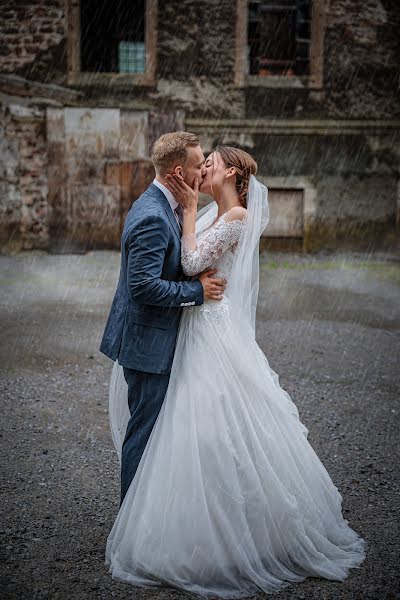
top-left (181, 214), bottom-right (245, 276)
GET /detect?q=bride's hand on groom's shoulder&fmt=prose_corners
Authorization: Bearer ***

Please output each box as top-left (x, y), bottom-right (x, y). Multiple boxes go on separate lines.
top-left (165, 174), bottom-right (198, 213)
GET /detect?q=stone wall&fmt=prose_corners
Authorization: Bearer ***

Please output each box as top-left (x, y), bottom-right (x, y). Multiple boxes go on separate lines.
top-left (0, 0), bottom-right (66, 84)
top-left (0, 103), bottom-right (21, 250)
top-left (245, 0), bottom-right (400, 120)
top-left (0, 0), bottom-right (399, 252)
top-left (323, 0), bottom-right (400, 119)
top-left (0, 0), bottom-right (57, 250)
top-left (153, 0), bottom-right (243, 118)
top-left (0, 101), bottom-right (48, 251)
top-left (0, 1), bottom-right (398, 119)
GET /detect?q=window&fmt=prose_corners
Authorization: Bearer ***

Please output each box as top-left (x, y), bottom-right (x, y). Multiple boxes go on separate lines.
top-left (235, 0), bottom-right (325, 88)
top-left (80, 0), bottom-right (145, 73)
top-left (68, 0), bottom-right (157, 86)
top-left (248, 1), bottom-right (311, 77)
top-left (118, 41), bottom-right (146, 73)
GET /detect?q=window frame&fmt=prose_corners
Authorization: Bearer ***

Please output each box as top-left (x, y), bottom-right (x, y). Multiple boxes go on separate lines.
top-left (67, 0), bottom-right (157, 87)
top-left (235, 0), bottom-right (326, 89)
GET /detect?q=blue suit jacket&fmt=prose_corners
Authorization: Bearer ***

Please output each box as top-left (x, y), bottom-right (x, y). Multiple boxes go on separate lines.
top-left (99, 183), bottom-right (204, 374)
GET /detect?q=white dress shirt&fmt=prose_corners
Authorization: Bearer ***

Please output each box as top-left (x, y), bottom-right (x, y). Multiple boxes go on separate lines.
top-left (152, 179), bottom-right (181, 226)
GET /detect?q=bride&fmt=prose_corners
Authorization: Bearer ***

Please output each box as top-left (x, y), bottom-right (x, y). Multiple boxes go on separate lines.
top-left (105, 146), bottom-right (367, 597)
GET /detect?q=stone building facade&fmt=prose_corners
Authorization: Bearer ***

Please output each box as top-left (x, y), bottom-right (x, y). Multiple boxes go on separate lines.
top-left (0, 0), bottom-right (399, 252)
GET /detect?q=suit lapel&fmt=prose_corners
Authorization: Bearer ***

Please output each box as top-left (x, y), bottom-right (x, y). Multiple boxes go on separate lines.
top-left (148, 183), bottom-right (181, 242)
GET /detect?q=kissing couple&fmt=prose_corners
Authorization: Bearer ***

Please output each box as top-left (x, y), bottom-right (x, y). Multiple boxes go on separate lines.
top-left (100, 132), bottom-right (366, 597)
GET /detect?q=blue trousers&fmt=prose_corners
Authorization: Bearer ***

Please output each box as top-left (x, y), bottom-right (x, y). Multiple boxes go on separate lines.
top-left (120, 367), bottom-right (170, 505)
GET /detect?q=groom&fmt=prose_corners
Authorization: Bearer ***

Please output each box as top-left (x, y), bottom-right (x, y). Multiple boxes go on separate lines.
top-left (100, 131), bottom-right (226, 504)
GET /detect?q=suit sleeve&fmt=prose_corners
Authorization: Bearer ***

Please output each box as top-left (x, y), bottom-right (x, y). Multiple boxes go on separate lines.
top-left (127, 212), bottom-right (204, 308)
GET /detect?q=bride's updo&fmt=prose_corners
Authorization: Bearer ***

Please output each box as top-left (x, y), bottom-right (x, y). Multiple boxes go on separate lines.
top-left (215, 146), bottom-right (258, 208)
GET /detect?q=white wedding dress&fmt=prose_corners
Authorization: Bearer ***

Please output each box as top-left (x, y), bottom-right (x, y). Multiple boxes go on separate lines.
top-left (105, 177), bottom-right (367, 598)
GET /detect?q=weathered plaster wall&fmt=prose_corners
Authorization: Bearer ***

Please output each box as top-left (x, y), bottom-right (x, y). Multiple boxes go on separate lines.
top-left (46, 107), bottom-right (184, 252)
top-left (191, 121), bottom-right (399, 250)
top-left (47, 107), bottom-right (150, 252)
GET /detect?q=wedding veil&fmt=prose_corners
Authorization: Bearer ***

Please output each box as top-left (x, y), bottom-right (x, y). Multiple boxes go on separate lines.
top-left (227, 175), bottom-right (269, 335)
top-left (109, 175), bottom-right (269, 462)
top-left (195, 174), bottom-right (269, 335)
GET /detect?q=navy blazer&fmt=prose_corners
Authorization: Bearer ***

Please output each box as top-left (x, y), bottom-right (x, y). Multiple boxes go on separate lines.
top-left (100, 183), bottom-right (204, 374)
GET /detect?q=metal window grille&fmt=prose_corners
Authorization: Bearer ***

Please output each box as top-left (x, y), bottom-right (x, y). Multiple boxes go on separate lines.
top-left (118, 41), bottom-right (146, 73)
top-left (248, 0), bottom-right (311, 76)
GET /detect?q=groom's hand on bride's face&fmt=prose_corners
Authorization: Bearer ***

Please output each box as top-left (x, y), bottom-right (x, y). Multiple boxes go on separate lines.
top-left (199, 269), bottom-right (227, 301)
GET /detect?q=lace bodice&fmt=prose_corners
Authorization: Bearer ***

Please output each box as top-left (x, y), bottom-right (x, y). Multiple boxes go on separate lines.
top-left (181, 214), bottom-right (245, 279)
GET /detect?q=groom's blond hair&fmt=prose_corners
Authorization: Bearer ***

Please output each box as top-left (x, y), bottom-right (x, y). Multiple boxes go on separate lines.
top-left (151, 131), bottom-right (199, 176)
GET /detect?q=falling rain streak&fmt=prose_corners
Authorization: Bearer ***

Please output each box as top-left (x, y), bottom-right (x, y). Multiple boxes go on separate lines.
top-left (0, 0), bottom-right (399, 598)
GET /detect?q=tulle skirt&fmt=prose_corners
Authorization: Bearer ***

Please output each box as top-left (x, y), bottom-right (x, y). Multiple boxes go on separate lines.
top-left (105, 301), bottom-right (367, 598)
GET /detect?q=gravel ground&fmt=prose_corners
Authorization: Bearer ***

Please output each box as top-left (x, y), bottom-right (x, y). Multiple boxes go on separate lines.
top-left (1, 250), bottom-right (399, 600)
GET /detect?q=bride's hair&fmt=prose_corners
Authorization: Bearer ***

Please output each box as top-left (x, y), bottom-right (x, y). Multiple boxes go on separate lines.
top-left (213, 146), bottom-right (258, 208)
